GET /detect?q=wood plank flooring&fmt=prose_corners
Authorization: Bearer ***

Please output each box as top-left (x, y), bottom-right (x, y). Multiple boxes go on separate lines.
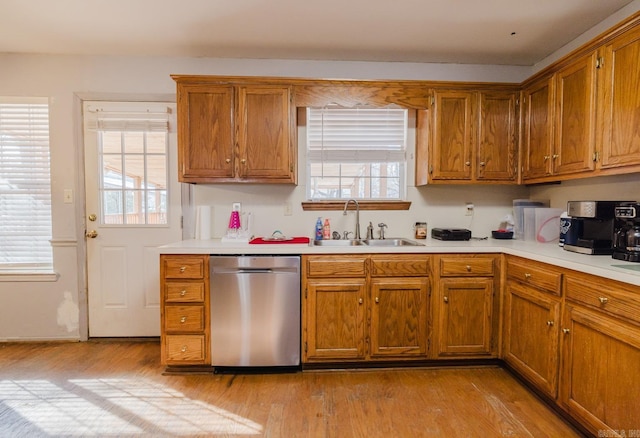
top-left (0, 340), bottom-right (584, 437)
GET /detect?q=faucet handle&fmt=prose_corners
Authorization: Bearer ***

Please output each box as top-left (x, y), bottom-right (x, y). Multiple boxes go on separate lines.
top-left (344, 231), bottom-right (354, 240)
top-left (378, 223), bottom-right (387, 239)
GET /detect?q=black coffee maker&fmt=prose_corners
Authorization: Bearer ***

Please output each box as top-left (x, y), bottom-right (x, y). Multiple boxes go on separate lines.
top-left (613, 202), bottom-right (640, 263)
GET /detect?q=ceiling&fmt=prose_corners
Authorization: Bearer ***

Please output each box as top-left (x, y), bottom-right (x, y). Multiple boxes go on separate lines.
top-left (0, 0), bottom-right (635, 66)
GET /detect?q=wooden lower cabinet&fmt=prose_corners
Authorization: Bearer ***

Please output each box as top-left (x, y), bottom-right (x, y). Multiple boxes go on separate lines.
top-left (302, 254), bottom-right (430, 363)
top-left (432, 255), bottom-right (499, 359)
top-left (436, 278), bottom-right (494, 357)
top-left (160, 254), bottom-right (210, 366)
top-left (503, 280), bottom-right (561, 398)
top-left (370, 277), bottom-right (429, 358)
top-left (304, 278), bottom-right (367, 361)
top-left (560, 304), bottom-right (640, 435)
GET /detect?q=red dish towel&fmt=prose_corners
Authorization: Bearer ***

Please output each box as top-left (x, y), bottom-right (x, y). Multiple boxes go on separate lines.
top-left (249, 237), bottom-right (310, 244)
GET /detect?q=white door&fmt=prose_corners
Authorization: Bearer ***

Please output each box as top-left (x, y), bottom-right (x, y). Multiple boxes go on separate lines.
top-left (83, 101), bottom-right (182, 337)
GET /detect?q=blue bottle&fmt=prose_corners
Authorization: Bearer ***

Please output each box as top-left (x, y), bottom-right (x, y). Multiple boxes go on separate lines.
top-left (315, 217), bottom-right (323, 240)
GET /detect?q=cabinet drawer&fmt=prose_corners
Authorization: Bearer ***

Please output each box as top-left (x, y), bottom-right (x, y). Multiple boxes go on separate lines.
top-left (506, 257), bottom-right (562, 296)
top-left (370, 255), bottom-right (430, 277)
top-left (165, 282), bottom-right (205, 303)
top-left (439, 256), bottom-right (495, 277)
top-left (165, 335), bottom-right (206, 362)
top-left (165, 305), bottom-right (205, 332)
top-left (565, 275), bottom-right (640, 325)
top-left (305, 256), bottom-right (367, 277)
top-left (163, 256), bottom-right (206, 279)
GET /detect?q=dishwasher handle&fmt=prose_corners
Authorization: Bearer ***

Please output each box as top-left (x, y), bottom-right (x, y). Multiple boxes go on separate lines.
top-left (237, 268), bottom-right (273, 274)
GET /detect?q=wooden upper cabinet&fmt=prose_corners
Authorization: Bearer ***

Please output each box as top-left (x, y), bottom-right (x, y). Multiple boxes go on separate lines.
top-left (430, 89), bottom-right (476, 181)
top-left (477, 90), bottom-right (518, 181)
top-left (174, 79), bottom-right (296, 184)
top-left (427, 88), bottom-right (517, 184)
top-left (553, 51), bottom-right (598, 176)
top-left (521, 76), bottom-right (555, 181)
top-left (598, 25), bottom-right (640, 171)
top-left (177, 84), bottom-right (235, 181)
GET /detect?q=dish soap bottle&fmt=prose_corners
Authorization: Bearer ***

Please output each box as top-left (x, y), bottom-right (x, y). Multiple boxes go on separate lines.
top-left (323, 218), bottom-right (331, 240)
top-left (315, 217), bottom-right (323, 240)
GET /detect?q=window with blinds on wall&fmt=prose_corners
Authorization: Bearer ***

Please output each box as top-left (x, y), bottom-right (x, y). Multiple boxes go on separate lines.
top-left (0, 97), bottom-right (53, 271)
top-left (306, 107), bottom-right (407, 201)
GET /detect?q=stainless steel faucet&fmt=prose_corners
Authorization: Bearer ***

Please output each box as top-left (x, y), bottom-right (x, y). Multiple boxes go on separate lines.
top-left (343, 199), bottom-right (361, 240)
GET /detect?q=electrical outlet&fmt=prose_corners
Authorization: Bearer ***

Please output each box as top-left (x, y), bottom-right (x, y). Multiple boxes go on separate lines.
top-left (465, 203), bottom-right (474, 216)
top-left (232, 202), bottom-right (241, 212)
top-left (63, 189), bottom-right (73, 204)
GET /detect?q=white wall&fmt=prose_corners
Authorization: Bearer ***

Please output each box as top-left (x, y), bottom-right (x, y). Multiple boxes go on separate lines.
top-left (1, 3), bottom-right (638, 340)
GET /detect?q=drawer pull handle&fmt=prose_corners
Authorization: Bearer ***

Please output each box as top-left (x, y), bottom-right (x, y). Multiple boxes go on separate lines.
top-left (598, 296), bottom-right (608, 304)
top-left (465, 265), bottom-right (472, 272)
top-left (180, 316), bottom-right (187, 323)
top-left (524, 273), bottom-right (532, 279)
top-left (375, 297), bottom-right (380, 304)
top-left (546, 320), bottom-right (554, 326)
top-left (181, 345), bottom-right (188, 352)
top-left (444, 296), bottom-right (449, 303)
top-left (358, 298), bottom-right (363, 305)
top-left (562, 328), bottom-right (571, 335)
top-left (179, 266), bottom-right (186, 273)
top-left (180, 290), bottom-right (187, 297)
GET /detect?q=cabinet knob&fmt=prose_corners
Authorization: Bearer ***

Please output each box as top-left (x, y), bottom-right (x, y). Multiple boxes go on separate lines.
top-left (180, 316), bottom-right (187, 323)
top-left (598, 296), bottom-right (608, 304)
top-left (179, 266), bottom-right (186, 273)
top-left (524, 273), bottom-right (532, 279)
top-left (225, 158), bottom-right (231, 164)
top-left (358, 298), bottom-right (363, 305)
top-left (543, 155), bottom-right (550, 161)
top-left (465, 265), bottom-right (472, 272)
top-left (443, 296), bottom-right (449, 303)
top-left (465, 161), bottom-right (471, 166)
top-left (180, 290), bottom-right (187, 297)
top-left (375, 297), bottom-right (379, 304)
top-left (241, 158), bottom-right (247, 164)
top-left (552, 154), bottom-right (559, 159)
top-left (546, 320), bottom-right (554, 326)
top-left (181, 345), bottom-right (188, 352)
top-left (479, 162), bottom-right (486, 167)
top-left (562, 328), bottom-right (571, 335)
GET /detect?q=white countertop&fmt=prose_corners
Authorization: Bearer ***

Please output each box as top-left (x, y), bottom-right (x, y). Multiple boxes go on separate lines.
top-left (159, 237), bottom-right (640, 287)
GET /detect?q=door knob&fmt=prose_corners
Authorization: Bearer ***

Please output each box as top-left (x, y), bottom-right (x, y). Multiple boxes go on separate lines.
top-left (85, 230), bottom-right (98, 238)
top-left (88, 213), bottom-right (97, 222)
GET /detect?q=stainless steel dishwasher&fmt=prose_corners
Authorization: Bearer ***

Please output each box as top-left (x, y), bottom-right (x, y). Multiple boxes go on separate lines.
top-left (210, 255), bottom-right (301, 368)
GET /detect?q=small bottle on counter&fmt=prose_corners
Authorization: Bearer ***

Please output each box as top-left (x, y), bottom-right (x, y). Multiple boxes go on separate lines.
top-left (315, 217), bottom-right (323, 240)
top-left (323, 218), bottom-right (331, 239)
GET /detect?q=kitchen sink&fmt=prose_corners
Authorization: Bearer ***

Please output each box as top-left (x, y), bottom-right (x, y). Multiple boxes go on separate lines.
top-left (312, 239), bottom-right (366, 246)
top-left (362, 238), bottom-right (425, 246)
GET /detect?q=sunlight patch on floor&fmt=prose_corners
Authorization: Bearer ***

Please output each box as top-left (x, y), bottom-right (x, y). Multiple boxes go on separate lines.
top-left (0, 378), bottom-right (263, 436)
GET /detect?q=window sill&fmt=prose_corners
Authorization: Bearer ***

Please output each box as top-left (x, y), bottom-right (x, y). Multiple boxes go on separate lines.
top-left (0, 271), bottom-right (59, 282)
top-left (302, 201), bottom-right (411, 211)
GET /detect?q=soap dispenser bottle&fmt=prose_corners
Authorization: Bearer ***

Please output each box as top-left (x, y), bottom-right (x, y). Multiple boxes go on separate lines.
top-left (323, 218), bottom-right (331, 240)
top-left (315, 217), bottom-right (323, 240)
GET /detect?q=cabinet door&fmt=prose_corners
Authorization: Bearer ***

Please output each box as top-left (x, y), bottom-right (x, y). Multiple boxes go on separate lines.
top-left (304, 278), bottom-right (367, 361)
top-left (521, 76), bottom-right (554, 181)
top-left (598, 26), bottom-right (640, 170)
top-left (430, 90), bottom-right (475, 181)
top-left (503, 281), bottom-right (561, 398)
top-left (436, 278), bottom-right (494, 357)
top-left (369, 277), bottom-right (429, 358)
top-left (560, 305), bottom-right (640, 435)
top-left (176, 84), bottom-right (235, 182)
top-left (477, 90), bottom-right (517, 181)
top-left (554, 52), bottom-right (597, 176)
top-left (236, 86), bottom-right (296, 183)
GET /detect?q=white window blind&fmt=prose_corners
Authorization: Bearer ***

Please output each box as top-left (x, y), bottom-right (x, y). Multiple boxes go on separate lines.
top-left (0, 97), bottom-right (53, 270)
top-left (306, 107), bottom-right (407, 200)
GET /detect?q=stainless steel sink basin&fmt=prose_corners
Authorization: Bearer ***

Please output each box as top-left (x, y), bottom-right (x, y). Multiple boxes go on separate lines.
top-left (362, 238), bottom-right (425, 246)
top-left (312, 239), bottom-right (365, 246)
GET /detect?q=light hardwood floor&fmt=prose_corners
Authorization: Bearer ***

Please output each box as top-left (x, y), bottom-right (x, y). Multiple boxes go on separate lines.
top-left (0, 340), bottom-right (584, 437)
